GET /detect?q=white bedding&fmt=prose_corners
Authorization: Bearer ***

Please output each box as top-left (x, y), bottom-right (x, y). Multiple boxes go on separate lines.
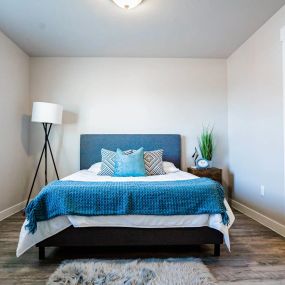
top-left (17, 170), bottom-right (235, 257)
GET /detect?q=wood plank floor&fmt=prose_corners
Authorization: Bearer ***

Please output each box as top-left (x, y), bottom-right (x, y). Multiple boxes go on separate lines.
top-left (0, 210), bottom-right (285, 284)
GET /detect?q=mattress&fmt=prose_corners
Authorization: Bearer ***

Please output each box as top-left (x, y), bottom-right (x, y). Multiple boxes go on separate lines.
top-left (17, 170), bottom-right (235, 257)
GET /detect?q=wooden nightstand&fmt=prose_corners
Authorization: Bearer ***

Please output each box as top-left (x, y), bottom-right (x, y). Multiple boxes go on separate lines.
top-left (187, 167), bottom-right (222, 184)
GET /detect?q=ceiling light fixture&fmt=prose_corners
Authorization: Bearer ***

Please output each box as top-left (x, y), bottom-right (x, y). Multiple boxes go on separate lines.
top-left (112, 0), bottom-right (143, 9)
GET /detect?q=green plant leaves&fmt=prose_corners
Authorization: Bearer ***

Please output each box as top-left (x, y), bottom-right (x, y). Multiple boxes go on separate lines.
top-left (198, 126), bottom-right (214, 161)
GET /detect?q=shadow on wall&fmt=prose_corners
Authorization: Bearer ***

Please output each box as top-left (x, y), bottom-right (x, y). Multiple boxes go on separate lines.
top-left (21, 114), bottom-right (33, 202)
top-left (63, 110), bottom-right (78, 124)
top-left (227, 171), bottom-right (234, 206)
top-left (21, 114), bottom-right (31, 155)
top-left (54, 110), bottom-right (79, 179)
top-left (180, 135), bottom-right (187, 170)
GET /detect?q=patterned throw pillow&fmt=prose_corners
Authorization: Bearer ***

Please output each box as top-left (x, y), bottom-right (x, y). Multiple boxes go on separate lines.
top-left (144, 149), bottom-right (165, 176)
top-left (98, 149), bottom-right (133, 176)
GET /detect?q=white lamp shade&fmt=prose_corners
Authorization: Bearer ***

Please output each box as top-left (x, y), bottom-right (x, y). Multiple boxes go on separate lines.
top-left (31, 102), bottom-right (63, 125)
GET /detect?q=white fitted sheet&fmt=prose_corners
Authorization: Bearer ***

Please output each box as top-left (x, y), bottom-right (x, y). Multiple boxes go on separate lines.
top-left (17, 170), bottom-right (235, 257)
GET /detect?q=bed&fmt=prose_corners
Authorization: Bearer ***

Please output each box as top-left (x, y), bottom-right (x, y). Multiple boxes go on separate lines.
top-left (17, 134), bottom-right (234, 259)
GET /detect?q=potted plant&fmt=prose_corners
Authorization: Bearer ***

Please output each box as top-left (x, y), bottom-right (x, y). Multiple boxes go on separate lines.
top-left (198, 126), bottom-right (214, 168)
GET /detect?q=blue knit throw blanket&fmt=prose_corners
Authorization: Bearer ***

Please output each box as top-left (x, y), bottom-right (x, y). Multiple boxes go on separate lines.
top-left (25, 178), bottom-right (229, 234)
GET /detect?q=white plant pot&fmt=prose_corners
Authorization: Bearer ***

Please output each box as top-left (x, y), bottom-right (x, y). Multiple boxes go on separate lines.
top-left (208, 160), bottom-right (213, 168)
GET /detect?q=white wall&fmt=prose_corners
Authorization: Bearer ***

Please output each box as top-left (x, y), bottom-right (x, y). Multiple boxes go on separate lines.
top-left (227, 6), bottom-right (285, 224)
top-left (0, 31), bottom-right (30, 213)
top-left (30, 58), bottom-right (228, 188)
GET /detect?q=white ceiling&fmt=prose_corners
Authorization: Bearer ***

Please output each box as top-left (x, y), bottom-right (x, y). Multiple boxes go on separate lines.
top-left (0, 0), bottom-right (284, 58)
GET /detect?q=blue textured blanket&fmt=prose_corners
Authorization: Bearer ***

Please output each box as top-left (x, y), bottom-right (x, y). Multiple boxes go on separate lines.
top-left (25, 178), bottom-right (229, 234)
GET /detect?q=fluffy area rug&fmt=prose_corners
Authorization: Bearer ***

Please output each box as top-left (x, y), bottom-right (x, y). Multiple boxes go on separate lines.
top-left (47, 258), bottom-right (217, 285)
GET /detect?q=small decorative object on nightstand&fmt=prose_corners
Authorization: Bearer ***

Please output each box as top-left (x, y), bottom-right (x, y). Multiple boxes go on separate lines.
top-left (196, 158), bottom-right (209, 169)
top-left (188, 167), bottom-right (222, 184)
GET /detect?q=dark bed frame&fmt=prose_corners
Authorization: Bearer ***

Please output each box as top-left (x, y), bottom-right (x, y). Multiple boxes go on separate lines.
top-left (36, 134), bottom-right (223, 259)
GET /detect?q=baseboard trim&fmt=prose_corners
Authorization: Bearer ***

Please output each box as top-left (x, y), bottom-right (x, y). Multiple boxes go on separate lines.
top-left (0, 200), bottom-right (26, 221)
top-left (231, 199), bottom-right (285, 237)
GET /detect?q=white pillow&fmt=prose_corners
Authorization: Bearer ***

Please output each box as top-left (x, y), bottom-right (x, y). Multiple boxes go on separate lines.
top-left (163, 161), bottom-right (180, 174)
top-left (88, 162), bottom-right (102, 175)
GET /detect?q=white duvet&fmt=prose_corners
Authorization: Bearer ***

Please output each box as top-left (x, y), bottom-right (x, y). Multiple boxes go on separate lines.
top-left (17, 170), bottom-right (235, 257)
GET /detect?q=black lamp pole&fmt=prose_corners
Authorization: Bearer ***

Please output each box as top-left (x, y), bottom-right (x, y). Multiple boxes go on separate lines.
top-left (24, 123), bottom-right (59, 213)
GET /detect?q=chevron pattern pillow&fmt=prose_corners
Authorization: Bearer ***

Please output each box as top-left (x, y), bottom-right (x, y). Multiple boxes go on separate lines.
top-left (98, 149), bottom-right (133, 176)
top-left (144, 149), bottom-right (165, 176)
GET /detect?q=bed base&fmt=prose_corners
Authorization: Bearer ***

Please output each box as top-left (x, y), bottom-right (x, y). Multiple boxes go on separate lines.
top-left (36, 226), bottom-right (223, 259)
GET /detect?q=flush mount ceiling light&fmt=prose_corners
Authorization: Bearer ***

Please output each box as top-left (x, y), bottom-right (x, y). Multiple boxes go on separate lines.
top-left (112, 0), bottom-right (143, 9)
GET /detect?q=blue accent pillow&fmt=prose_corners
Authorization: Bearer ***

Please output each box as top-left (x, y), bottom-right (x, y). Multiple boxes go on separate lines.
top-left (114, 147), bottom-right (146, 177)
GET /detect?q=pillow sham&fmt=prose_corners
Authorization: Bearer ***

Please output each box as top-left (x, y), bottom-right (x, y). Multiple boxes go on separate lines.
top-left (113, 147), bottom-right (146, 177)
top-left (98, 148), bottom-right (133, 176)
top-left (144, 149), bottom-right (165, 176)
top-left (163, 161), bottom-right (180, 174)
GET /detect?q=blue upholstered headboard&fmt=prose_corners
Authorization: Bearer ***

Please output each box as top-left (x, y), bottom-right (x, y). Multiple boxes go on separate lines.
top-left (80, 134), bottom-right (181, 170)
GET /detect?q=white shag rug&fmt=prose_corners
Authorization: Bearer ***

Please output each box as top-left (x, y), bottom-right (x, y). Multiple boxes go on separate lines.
top-left (47, 258), bottom-right (217, 285)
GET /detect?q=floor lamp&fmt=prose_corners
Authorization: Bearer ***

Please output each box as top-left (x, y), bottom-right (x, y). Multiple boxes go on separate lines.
top-left (24, 102), bottom-right (63, 212)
